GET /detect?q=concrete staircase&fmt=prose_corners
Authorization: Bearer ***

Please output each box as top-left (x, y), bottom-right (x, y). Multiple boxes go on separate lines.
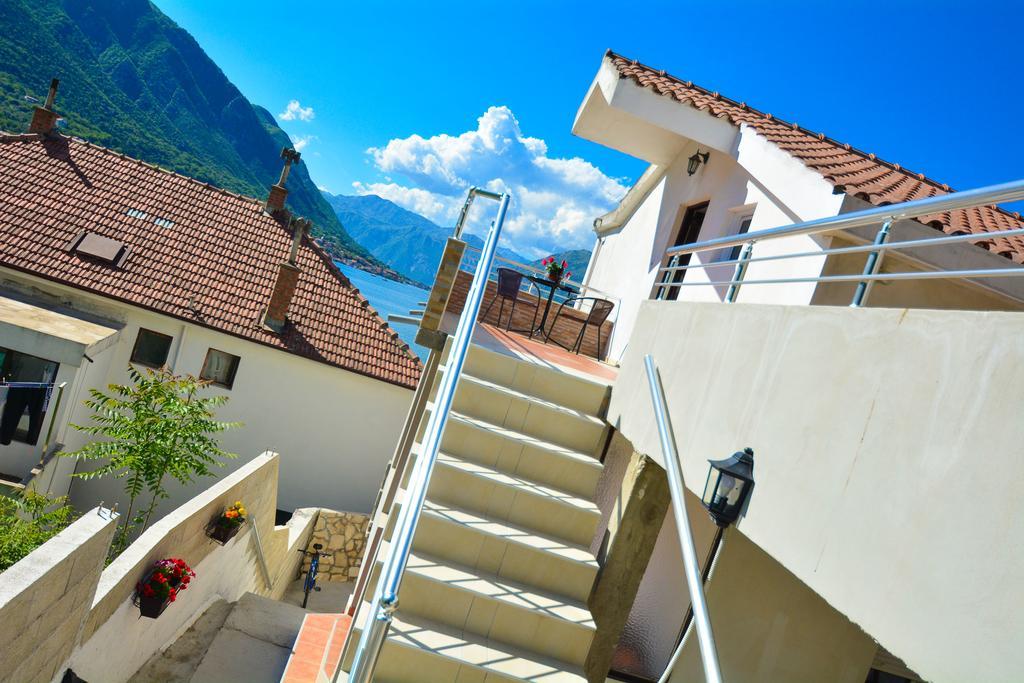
top-left (342, 344), bottom-right (611, 682)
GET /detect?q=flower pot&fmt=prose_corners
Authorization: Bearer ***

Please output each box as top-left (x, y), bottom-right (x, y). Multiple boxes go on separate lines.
top-left (206, 519), bottom-right (243, 545)
top-left (138, 592), bottom-right (170, 618)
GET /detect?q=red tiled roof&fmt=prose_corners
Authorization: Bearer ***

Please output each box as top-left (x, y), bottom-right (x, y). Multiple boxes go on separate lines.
top-left (0, 133), bottom-right (421, 388)
top-left (607, 51), bottom-right (1024, 263)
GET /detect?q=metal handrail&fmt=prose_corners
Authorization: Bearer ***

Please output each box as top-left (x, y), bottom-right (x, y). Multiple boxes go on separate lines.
top-left (658, 225), bottom-right (1024, 274)
top-left (664, 178), bottom-right (1024, 258)
top-left (644, 355), bottom-right (723, 683)
top-left (653, 178), bottom-right (1024, 306)
top-left (345, 190), bottom-right (511, 683)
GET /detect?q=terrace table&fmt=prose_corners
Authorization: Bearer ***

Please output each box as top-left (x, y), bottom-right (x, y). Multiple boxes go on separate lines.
top-left (526, 275), bottom-right (577, 340)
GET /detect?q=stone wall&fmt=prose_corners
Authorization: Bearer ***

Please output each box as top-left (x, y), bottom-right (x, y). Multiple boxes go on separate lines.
top-left (0, 507), bottom-right (117, 683)
top-left (302, 510), bottom-right (369, 583)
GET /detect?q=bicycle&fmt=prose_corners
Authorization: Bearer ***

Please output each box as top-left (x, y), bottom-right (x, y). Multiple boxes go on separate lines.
top-left (298, 542), bottom-right (331, 608)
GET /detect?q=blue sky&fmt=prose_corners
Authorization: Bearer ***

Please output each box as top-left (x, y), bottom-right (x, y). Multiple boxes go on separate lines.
top-left (156, 0), bottom-right (1022, 257)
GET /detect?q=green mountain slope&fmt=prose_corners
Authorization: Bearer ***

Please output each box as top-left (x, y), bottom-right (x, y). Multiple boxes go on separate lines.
top-left (323, 192), bottom-right (588, 287)
top-left (0, 0), bottom-right (403, 278)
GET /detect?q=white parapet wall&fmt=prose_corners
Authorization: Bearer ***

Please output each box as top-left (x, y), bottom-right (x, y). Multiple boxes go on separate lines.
top-left (608, 300), bottom-right (1024, 682)
top-left (0, 451), bottom-right (321, 683)
top-left (0, 507), bottom-right (117, 683)
top-left (69, 452), bottom-right (317, 682)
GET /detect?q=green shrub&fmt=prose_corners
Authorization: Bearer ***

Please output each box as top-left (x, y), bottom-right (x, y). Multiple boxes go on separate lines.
top-left (0, 489), bottom-right (76, 571)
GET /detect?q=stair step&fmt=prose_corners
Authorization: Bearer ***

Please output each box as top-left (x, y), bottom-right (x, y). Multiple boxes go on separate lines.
top-left (445, 370), bottom-right (607, 423)
top-left (281, 613), bottom-right (350, 683)
top-left (365, 546), bottom-right (595, 667)
top-left (413, 500), bottom-right (598, 603)
top-left (350, 603), bottom-right (586, 682)
top-left (433, 371), bottom-right (608, 455)
top-left (429, 452), bottom-right (600, 547)
top-left (437, 411), bottom-right (604, 500)
top-left (462, 343), bottom-right (610, 416)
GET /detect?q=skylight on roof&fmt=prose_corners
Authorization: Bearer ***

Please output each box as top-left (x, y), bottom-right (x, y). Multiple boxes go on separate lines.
top-left (67, 230), bottom-right (131, 267)
top-left (153, 217), bottom-right (174, 229)
top-left (125, 208), bottom-right (148, 220)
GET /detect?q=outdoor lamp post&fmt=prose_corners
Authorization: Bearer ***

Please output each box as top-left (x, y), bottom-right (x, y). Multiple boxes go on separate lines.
top-left (687, 150), bottom-right (710, 175)
top-left (701, 447), bottom-right (754, 527)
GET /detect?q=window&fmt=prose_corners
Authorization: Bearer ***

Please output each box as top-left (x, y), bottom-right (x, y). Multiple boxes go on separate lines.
top-left (1, 347), bottom-right (59, 445)
top-left (200, 349), bottom-right (240, 389)
top-left (727, 215), bottom-right (754, 262)
top-left (130, 329), bottom-right (173, 368)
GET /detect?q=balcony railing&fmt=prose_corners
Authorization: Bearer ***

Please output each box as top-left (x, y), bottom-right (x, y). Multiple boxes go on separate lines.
top-left (652, 178), bottom-right (1024, 306)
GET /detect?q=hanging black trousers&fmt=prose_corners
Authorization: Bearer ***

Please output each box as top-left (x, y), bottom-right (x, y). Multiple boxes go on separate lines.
top-left (0, 387), bottom-right (47, 445)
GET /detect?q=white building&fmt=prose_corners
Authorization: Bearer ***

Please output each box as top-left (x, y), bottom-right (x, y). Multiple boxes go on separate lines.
top-left (577, 51), bottom-right (1024, 362)
top-left (0, 98), bottom-right (420, 521)
top-left (568, 51), bottom-right (1024, 682)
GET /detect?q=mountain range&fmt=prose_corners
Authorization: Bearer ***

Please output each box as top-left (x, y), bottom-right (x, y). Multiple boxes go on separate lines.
top-left (322, 192), bottom-right (592, 288)
top-left (0, 0), bottom-right (410, 282)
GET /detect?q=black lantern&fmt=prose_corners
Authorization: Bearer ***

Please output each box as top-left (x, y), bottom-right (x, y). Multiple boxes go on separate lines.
top-left (701, 447), bottom-right (754, 527)
top-left (687, 150), bottom-right (710, 176)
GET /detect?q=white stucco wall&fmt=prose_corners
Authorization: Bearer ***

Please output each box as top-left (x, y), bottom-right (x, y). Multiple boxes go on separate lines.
top-left (584, 124), bottom-right (844, 363)
top-left (1, 270), bottom-right (413, 519)
top-left (608, 301), bottom-right (1024, 682)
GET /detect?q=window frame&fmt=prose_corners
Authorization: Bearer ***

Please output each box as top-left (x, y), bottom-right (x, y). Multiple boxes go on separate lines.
top-left (199, 348), bottom-right (241, 389)
top-left (727, 215), bottom-right (754, 262)
top-left (129, 328), bottom-right (174, 369)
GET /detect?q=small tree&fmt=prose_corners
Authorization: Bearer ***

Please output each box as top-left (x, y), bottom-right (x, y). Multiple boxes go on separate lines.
top-left (63, 366), bottom-right (240, 555)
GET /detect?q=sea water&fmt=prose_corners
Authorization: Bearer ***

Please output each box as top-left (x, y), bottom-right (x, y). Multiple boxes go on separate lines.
top-left (335, 263), bottom-right (430, 360)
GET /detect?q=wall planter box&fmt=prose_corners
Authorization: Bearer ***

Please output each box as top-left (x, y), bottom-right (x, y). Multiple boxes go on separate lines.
top-left (205, 519), bottom-right (244, 545)
top-left (136, 592), bottom-right (170, 619)
top-left (134, 573), bottom-right (180, 619)
top-left (135, 559), bottom-right (194, 618)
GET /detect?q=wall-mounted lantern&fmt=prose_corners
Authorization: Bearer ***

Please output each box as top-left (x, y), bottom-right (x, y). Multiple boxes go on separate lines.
top-left (687, 150), bottom-right (710, 176)
top-left (701, 447), bottom-right (754, 527)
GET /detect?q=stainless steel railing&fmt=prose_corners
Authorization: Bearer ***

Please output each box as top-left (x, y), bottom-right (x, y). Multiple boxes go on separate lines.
top-left (644, 355), bottom-right (723, 683)
top-left (344, 190), bottom-right (511, 683)
top-left (652, 178), bottom-right (1024, 305)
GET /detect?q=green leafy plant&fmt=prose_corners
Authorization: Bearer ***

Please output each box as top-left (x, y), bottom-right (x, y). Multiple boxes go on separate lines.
top-left (0, 489), bottom-right (76, 571)
top-left (63, 366), bottom-right (240, 556)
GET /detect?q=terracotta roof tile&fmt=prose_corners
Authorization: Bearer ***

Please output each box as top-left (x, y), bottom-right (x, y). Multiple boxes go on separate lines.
top-left (607, 51), bottom-right (1024, 263)
top-left (0, 133), bottom-right (421, 388)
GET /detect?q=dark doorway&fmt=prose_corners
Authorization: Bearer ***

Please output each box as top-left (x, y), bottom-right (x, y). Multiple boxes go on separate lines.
top-left (657, 202), bottom-right (709, 301)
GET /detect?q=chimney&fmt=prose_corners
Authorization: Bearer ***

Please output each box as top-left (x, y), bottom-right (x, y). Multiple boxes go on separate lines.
top-left (266, 147), bottom-right (301, 213)
top-left (264, 217), bottom-right (310, 331)
top-left (28, 78), bottom-right (60, 135)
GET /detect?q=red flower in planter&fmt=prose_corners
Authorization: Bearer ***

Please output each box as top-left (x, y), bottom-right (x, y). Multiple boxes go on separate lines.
top-left (138, 557), bottom-right (196, 604)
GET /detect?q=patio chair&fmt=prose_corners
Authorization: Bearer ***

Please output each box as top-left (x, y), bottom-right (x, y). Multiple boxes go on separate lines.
top-left (481, 268), bottom-right (540, 333)
top-left (544, 297), bottom-right (615, 359)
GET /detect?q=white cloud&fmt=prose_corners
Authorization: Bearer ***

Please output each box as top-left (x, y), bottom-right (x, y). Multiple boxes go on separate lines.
top-left (353, 106), bottom-right (627, 257)
top-left (293, 134), bottom-right (317, 152)
top-left (279, 100), bottom-right (315, 122)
